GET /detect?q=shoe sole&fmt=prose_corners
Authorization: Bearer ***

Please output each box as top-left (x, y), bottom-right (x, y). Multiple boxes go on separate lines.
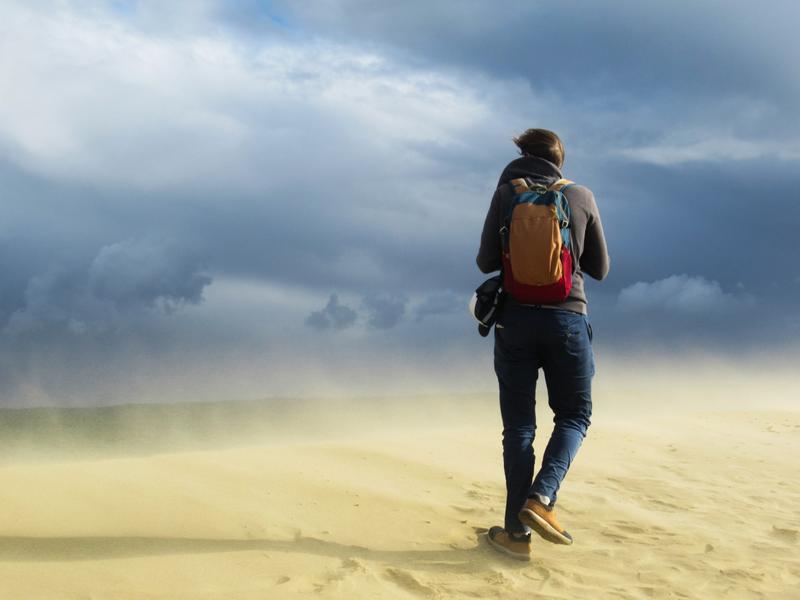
top-left (486, 534), bottom-right (531, 561)
top-left (518, 508), bottom-right (573, 545)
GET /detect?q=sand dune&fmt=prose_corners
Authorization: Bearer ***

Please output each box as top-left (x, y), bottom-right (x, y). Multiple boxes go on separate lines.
top-left (0, 397), bottom-right (797, 599)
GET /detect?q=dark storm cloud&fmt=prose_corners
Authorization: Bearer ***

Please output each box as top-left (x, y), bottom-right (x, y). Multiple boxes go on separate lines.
top-left (278, 1), bottom-right (800, 102)
top-left (89, 237), bottom-right (210, 311)
top-left (305, 294), bottom-right (358, 331)
top-left (3, 235), bottom-right (211, 336)
top-left (276, 0), bottom-right (800, 170)
top-left (305, 292), bottom-right (411, 331)
top-left (572, 154), bottom-right (800, 350)
top-left (588, 157), bottom-right (800, 291)
top-left (361, 294), bottom-right (408, 330)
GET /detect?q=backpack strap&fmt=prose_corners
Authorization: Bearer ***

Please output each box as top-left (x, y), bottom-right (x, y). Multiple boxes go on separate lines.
top-left (509, 178), bottom-right (530, 195)
top-left (550, 179), bottom-right (574, 240)
top-left (500, 179), bottom-right (531, 251)
top-left (548, 178), bottom-right (574, 192)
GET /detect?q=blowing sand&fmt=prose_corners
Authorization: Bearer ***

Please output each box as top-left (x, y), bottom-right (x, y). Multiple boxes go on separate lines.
top-left (0, 395), bottom-right (797, 599)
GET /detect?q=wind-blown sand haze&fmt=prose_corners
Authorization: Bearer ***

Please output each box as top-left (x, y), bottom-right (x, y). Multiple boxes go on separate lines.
top-left (0, 389), bottom-right (797, 599)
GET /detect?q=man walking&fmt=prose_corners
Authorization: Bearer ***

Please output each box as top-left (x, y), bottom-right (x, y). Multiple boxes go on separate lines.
top-left (477, 129), bottom-right (610, 560)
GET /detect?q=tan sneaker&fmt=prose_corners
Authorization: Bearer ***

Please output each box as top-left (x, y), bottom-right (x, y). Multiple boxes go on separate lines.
top-left (518, 498), bottom-right (573, 545)
top-left (486, 526), bottom-right (531, 561)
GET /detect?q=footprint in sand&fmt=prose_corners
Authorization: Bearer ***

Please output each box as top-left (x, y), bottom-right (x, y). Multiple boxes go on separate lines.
top-left (384, 568), bottom-right (439, 598)
top-left (521, 565), bottom-right (552, 587)
top-left (615, 522), bottom-right (646, 535)
top-left (770, 526), bottom-right (798, 543)
top-left (341, 557), bottom-right (367, 573)
top-left (484, 569), bottom-right (511, 585)
top-left (718, 568), bottom-right (765, 582)
top-left (650, 497), bottom-right (682, 512)
top-left (313, 557), bottom-right (368, 593)
top-left (465, 483), bottom-right (495, 502)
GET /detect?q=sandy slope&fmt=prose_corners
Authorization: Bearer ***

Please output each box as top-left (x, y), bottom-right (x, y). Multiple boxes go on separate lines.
top-left (0, 401), bottom-right (797, 599)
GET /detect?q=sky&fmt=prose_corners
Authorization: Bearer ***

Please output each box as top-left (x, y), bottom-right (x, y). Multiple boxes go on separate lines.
top-left (1, 0), bottom-right (798, 406)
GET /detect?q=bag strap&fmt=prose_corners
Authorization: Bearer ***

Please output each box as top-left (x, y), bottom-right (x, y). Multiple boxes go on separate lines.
top-left (550, 178), bottom-right (574, 233)
top-left (501, 179), bottom-right (530, 245)
top-left (509, 178), bottom-right (530, 195)
top-left (548, 178), bottom-right (574, 192)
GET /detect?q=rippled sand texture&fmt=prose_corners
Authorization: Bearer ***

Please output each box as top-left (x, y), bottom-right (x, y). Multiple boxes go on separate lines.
top-left (0, 398), bottom-right (797, 599)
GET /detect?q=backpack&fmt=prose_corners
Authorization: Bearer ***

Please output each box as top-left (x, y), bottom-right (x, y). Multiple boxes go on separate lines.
top-left (500, 178), bottom-right (574, 304)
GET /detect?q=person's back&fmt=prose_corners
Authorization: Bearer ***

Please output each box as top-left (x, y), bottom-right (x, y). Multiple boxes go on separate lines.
top-left (477, 128), bottom-right (609, 561)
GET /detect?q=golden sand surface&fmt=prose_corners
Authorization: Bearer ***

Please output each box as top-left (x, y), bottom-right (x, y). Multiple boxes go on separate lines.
top-left (0, 396), bottom-right (797, 599)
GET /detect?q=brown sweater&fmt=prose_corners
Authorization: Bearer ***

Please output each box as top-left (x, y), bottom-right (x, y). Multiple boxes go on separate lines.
top-left (476, 156), bottom-right (610, 314)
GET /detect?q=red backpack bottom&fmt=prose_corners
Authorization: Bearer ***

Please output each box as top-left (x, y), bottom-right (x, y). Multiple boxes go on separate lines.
top-left (502, 247), bottom-right (573, 304)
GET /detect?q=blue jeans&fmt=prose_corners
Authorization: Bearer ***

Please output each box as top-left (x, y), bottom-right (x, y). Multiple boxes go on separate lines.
top-left (493, 300), bottom-right (594, 534)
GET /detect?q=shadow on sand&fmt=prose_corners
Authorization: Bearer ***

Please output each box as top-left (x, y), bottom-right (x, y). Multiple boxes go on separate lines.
top-left (0, 530), bottom-right (535, 574)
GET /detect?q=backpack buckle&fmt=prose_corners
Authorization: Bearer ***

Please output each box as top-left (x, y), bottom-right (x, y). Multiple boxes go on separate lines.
top-left (529, 183), bottom-right (548, 195)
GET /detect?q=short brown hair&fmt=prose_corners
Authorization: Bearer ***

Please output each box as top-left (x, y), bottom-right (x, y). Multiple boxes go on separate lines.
top-left (512, 128), bottom-right (565, 167)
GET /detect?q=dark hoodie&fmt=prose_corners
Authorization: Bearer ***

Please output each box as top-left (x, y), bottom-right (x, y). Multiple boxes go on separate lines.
top-left (476, 156), bottom-right (610, 315)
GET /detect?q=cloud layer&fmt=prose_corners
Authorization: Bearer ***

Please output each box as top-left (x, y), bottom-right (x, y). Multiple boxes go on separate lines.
top-left (4, 236), bottom-right (210, 336)
top-left (0, 0), bottom-right (798, 405)
top-left (306, 294), bottom-right (358, 331)
top-left (618, 275), bottom-right (751, 316)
